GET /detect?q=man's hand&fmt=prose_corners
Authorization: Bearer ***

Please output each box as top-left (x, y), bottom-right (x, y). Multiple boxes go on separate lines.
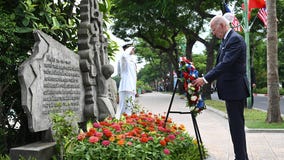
top-left (192, 78), bottom-right (205, 87)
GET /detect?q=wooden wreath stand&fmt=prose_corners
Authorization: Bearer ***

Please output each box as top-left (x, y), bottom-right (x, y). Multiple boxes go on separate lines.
top-left (164, 79), bottom-right (205, 160)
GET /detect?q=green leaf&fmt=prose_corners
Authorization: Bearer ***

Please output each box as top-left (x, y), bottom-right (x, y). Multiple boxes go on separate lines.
top-left (15, 27), bottom-right (33, 33)
top-left (22, 17), bottom-right (30, 26)
top-left (52, 16), bottom-right (60, 29)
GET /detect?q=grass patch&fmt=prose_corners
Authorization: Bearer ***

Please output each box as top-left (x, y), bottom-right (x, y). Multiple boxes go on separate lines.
top-left (205, 100), bottom-right (284, 129)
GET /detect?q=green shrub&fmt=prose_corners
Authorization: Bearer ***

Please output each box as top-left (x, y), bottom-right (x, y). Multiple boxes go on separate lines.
top-left (50, 110), bottom-right (79, 160)
top-left (254, 87), bottom-right (267, 94)
top-left (0, 155), bottom-right (37, 160)
top-left (0, 155), bottom-right (10, 160)
top-left (280, 88), bottom-right (284, 95)
top-left (254, 87), bottom-right (284, 95)
top-left (137, 80), bottom-right (153, 93)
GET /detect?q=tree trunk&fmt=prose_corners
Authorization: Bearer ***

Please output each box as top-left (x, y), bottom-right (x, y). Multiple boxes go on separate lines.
top-left (266, 0), bottom-right (283, 123)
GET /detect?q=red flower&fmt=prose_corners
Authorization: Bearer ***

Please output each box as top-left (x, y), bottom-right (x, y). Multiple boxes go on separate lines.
top-left (94, 132), bottom-right (103, 138)
top-left (163, 148), bottom-right (171, 155)
top-left (183, 72), bottom-right (189, 79)
top-left (100, 121), bottom-right (111, 127)
top-left (111, 123), bottom-right (122, 132)
top-left (140, 136), bottom-right (148, 143)
top-left (77, 133), bottom-right (86, 141)
top-left (189, 75), bottom-right (196, 81)
top-left (102, 140), bottom-right (110, 146)
top-left (167, 134), bottom-right (176, 141)
top-left (164, 137), bottom-right (170, 142)
top-left (89, 136), bottom-right (99, 143)
top-left (86, 128), bottom-right (96, 137)
top-left (103, 128), bottom-right (113, 138)
top-left (141, 133), bottom-right (148, 137)
top-left (93, 122), bottom-right (101, 128)
top-left (158, 126), bottom-right (166, 132)
top-left (160, 139), bottom-right (167, 146)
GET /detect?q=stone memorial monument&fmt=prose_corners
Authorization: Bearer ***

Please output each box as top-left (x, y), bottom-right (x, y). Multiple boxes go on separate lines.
top-left (18, 30), bottom-right (86, 133)
top-left (10, 0), bottom-right (116, 159)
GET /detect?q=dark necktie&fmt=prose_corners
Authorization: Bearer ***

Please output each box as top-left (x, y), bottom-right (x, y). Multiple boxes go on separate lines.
top-left (217, 39), bottom-right (225, 63)
top-left (221, 38), bottom-right (225, 47)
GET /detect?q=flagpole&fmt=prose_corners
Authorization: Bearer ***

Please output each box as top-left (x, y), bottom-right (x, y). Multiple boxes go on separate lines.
top-left (243, 0), bottom-right (252, 109)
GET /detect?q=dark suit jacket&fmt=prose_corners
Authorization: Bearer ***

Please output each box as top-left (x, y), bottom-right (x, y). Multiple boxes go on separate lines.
top-left (205, 30), bottom-right (250, 100)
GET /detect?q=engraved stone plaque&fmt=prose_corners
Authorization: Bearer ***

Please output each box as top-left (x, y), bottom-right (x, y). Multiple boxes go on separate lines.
top-left (18, 30), bottom-right (85, 132)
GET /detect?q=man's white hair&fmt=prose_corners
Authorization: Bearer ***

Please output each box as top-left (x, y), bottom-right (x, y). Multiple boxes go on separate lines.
top-left (210, 15), bottom-right (230, 27)
top-left (223, 12), bottom-right (235, 23)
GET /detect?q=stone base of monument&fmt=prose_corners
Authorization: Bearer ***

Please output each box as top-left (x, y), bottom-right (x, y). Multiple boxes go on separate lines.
top-left (9, 142), bottom-right (56, 160)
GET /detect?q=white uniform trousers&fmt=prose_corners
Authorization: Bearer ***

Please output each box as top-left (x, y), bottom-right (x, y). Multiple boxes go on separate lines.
top-left (115, 91), bottom-right (135, 119)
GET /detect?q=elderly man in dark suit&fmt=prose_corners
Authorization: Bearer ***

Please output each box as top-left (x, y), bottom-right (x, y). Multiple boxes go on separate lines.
top-left (193, 15), bottom-right (250, 160)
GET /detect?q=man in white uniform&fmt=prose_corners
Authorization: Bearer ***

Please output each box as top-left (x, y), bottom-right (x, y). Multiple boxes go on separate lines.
top-left (115, 46), bottom-right (136, 119)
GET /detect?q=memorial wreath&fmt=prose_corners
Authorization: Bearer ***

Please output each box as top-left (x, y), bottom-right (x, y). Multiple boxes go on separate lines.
top-left (178, 57), bottom-right (206, 116)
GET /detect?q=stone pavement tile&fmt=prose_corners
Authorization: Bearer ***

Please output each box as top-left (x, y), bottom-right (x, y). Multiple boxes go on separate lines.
top-left (247, 133), bottom-right (284, 160)
top-left (247, 133), bottom-right (276, 160)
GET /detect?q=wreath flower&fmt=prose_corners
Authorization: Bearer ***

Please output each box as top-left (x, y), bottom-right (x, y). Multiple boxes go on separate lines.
top-left (179, 57), bottom-right (206, 115)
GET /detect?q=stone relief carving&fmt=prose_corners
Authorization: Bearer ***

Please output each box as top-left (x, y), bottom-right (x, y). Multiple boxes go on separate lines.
top-left (78, 0), bottom-right (116, 121)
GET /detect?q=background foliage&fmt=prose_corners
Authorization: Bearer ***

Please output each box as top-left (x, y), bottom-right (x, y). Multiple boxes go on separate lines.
top-left (109, 0), bottom-right (284, 92)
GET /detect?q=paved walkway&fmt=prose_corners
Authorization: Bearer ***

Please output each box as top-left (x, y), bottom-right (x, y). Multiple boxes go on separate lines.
top-left (135, 92), bottom-right (284, 160)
